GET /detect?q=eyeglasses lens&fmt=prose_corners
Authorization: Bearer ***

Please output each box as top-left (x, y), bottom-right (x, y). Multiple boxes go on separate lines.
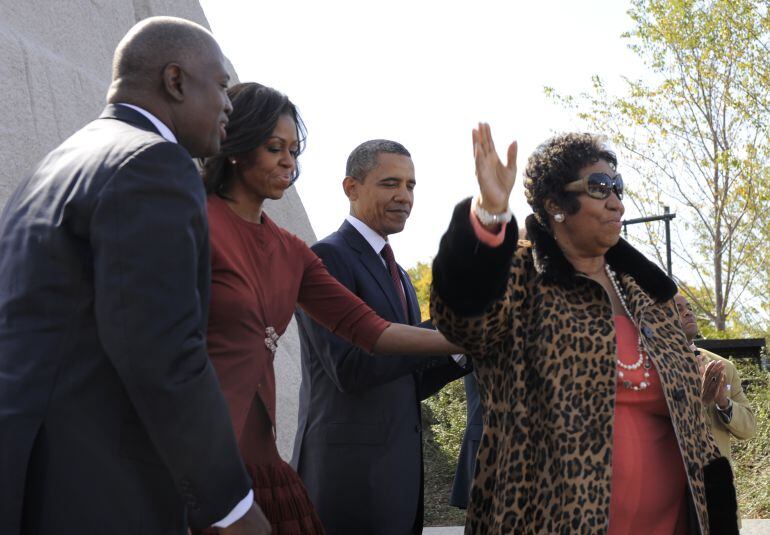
top-left (587, 173), bottom-right (623, 200)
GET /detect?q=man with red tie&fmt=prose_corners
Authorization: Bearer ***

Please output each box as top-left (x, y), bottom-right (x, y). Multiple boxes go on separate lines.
top-left (292, 140), bottom-right (469, 534)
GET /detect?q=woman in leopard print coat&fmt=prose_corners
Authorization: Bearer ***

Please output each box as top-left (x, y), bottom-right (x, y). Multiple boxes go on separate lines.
top-left (430, 126), bottom-right (738, 534)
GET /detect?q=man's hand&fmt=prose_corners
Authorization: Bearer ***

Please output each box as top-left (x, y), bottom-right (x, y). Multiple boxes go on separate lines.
top-left (472, 122), bottom-right (517, 214)
top-left (700, 358), bottom-right (726, 406)
top-left (220, 503), bottom-right (271, 535)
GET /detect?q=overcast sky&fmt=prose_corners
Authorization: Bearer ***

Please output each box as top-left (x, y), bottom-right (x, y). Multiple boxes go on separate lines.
top-left (200, 0), bottom-right (648, 269)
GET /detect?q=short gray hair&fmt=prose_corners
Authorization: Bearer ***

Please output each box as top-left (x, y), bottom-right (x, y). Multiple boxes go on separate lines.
top-left (345, 139), bottom-right (411, 182)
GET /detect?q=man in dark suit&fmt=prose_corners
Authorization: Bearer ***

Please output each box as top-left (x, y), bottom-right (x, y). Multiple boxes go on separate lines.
top-left (0, 17), bottom-right (268, 535)
top-left (292, 140), bottom-right (469, 534)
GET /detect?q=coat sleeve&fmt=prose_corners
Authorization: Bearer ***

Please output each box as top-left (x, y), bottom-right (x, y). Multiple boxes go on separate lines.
top-left (415, 359), bottom-right (469, 400)
top-left (90, 142), bottom-right (250, 529)
top-left (430, 197), bottom-right (521, 357)
top-left (296, 240), bottom-right (449, 394)
top-left (714, 360), bottom-right (757, 441)
top-left (410, 321), bottom-right (471, 400)
top-left (296, 243), bottom-right (389, 353)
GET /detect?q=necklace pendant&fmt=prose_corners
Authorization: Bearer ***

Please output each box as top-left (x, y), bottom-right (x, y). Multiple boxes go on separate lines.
top-left (623, 380), bottom-right (631, 389)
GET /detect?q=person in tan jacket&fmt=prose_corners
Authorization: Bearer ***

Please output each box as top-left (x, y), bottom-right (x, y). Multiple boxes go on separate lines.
top-left (674, 294), bottom-right (757, 460)
top-left (675, 293), bottom-right (757, 527)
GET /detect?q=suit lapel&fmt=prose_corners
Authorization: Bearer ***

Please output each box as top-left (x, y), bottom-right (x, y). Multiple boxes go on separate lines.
top-left (339, 221), bottom-right (408, 323)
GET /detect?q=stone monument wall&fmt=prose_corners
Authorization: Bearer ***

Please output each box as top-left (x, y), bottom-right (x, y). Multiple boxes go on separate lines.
top-left (0, 0), bottom-right (313, 458)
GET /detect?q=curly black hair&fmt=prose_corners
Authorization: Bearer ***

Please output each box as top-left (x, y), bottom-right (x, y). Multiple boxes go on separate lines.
top-left (524, 132), bottom-right (617, 228)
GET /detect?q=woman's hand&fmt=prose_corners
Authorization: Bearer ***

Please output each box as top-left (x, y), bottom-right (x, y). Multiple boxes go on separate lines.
top-left (473, 122), bottom-right (517, 213)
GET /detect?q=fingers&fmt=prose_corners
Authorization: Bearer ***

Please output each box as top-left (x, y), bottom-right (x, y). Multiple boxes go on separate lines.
top-left (484, 123), bottom-right (496, 154)
top-left (701, 362), bottom-right (726, 404)
top-left (702, 380), bottom-right (718, 403)
top-left (473, 122), bottom-right (495, 156)
top-left (476, 122), bottom-right (488, 155)
top-left (506, 141), bottom-right (518, 172)
top-left (704, 359), bottom-right (725, 378)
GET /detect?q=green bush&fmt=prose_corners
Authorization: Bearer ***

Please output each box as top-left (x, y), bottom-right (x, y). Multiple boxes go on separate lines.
top-left (731, 362), bottom-right (770, 519)
top-left (423, 379), bottom-right (466, 459)
top-left (422, 378), bottom-right (467, 526)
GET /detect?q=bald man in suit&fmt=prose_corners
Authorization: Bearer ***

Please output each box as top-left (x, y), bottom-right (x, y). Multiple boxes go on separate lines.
top-left (0, 17), bottom-right (267, 535)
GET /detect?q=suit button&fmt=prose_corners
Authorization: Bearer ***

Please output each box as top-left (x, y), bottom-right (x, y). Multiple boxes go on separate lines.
top-left (414, 425), bottom-right (422, 433)
top-left (641, 326), bottom-right (653, 338)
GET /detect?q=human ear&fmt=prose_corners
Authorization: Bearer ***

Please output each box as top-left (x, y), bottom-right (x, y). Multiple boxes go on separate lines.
top-left (342, 176), bottom-right (359, 201)
top-left (544, 198), bottom-right (563, 216)
top-left (162, 63), bottom-right (185, 103)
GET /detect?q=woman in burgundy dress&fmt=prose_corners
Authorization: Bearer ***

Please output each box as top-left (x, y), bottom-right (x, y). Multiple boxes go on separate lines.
top-left (200, 82), bottom-right (458, 534)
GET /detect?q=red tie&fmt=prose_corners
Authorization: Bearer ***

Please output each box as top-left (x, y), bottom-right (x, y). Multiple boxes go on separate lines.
top-left (381, 243), bottom-right (409, 319)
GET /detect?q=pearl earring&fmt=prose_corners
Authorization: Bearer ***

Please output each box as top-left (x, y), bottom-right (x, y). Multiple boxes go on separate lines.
top-left (554, 213), bottom-right (565, 223)
top-left (230, 158), bottom-right (237, 165)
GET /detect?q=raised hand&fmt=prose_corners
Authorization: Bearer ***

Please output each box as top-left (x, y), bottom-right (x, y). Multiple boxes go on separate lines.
top-left (472, 122), bottom-right (517, 213)
top-left (700, 358), bottom-right (726, 406)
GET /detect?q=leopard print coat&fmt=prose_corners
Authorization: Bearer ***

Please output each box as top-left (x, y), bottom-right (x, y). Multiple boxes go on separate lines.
top-left (431, 199), bottom-right (738, 535)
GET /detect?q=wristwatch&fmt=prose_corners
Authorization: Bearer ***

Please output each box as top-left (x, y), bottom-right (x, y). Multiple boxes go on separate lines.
top-left (474, 197), bottom-right (512, 226)
top-left (716, 397), bottom-right (733, 423)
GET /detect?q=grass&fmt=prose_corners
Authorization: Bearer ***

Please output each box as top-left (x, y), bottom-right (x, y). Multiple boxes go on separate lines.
top-left (731, 361), bottom-right (770, 519)
top-left (422, 378), bottom-right (467, 527)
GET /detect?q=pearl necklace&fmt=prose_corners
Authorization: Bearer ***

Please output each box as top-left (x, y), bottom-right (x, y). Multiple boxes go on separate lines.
top-left (605, 264), bottom-right (652, 391)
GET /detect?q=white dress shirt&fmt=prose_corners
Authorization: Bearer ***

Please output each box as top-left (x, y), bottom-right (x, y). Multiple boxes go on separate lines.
top-left (345, 214), bottom-right (389, 265)
top-left (116, 103), bottom-right (177, 143)
top-left (116, 103), bottom-right (253, 529)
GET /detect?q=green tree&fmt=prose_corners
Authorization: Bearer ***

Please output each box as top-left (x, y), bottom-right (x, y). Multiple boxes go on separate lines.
top-left (548, 0), bottom-right (770, 332)
top-left (408, 261), bottom-right (432, 321)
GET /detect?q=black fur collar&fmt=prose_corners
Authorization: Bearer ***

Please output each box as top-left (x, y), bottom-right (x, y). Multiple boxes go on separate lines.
top-left (524, 214), bottom-right (676, 302)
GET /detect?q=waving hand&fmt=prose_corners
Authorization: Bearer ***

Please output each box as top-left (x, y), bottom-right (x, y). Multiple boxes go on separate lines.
top-left (473, 123), bottom-right (517, 213)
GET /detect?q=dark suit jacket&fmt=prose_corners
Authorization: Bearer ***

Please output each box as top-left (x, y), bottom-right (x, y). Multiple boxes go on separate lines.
top-left (0, 105), bottom-right (250, 534)
top-left (449, 373), bottom-right (483, 509)
top-left (291, 220), bottom-right (468, 535)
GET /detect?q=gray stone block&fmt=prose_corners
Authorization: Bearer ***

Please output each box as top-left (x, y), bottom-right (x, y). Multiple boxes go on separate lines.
top-left (0, 0), bottom-right (313, 460)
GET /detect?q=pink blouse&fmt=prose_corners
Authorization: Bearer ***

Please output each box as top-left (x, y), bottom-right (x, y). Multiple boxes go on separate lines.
top-left (608, 315), bottom-right (688, 535)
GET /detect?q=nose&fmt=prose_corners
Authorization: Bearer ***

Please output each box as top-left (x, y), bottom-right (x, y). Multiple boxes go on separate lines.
top-left (279, 149), bottom-right (296, 171)
top-left (606, 191), bottom-right (624, 214)
top-left (223, 93), bottom-right (233, 116)
top-left (393, 183), bottom-right (413, 204)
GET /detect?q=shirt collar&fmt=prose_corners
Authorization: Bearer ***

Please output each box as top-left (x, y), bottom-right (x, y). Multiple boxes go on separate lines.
top-left (117, 103), bottom-right (177, 143)
top-left (346, 214), bottom-right (388, 255)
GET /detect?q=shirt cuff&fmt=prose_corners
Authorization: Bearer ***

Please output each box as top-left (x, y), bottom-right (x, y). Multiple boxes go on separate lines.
top-left (213, 489), bottom-right (253, 528)
top-left (716, 398), bottom-right (733, 423)
top-left (469, 203), bottom-right (508, 247)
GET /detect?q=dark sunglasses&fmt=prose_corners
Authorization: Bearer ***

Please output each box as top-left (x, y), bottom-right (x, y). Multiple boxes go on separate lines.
top-left (564, 172), bottom-right (623, 200)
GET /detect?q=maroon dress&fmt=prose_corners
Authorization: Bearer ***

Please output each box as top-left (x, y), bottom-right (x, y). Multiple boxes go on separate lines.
top-left (205, 195), bottom-right (389, 534)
